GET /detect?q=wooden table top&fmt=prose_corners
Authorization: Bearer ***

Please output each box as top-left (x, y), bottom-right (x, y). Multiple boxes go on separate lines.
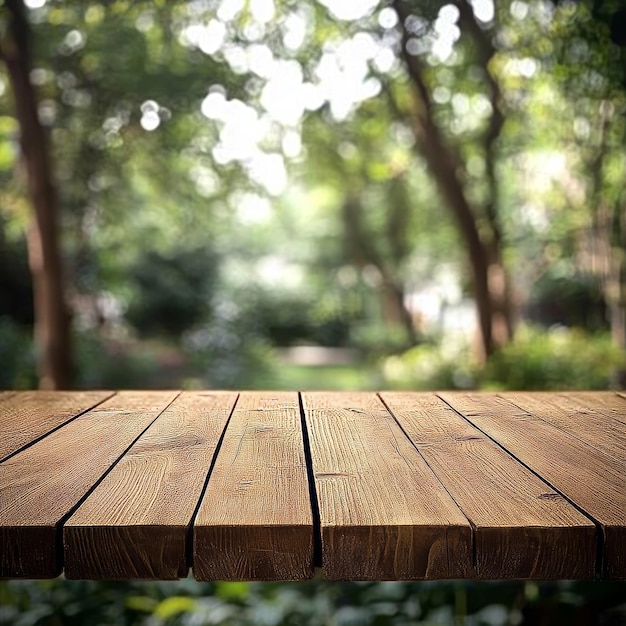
top-left (1, 390), bottom-right (625, 581)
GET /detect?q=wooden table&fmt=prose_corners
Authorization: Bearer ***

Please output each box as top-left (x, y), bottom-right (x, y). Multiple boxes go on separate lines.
top-left (1, 390), bottom-right (625, 581)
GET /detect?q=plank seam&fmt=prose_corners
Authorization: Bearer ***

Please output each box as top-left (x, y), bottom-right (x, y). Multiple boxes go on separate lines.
top-left (55, 391), bottom-right (182, 574)
top-left (377, 393), bottom-right (477, 572)
top-left (0, 391), bottom-right (117, 464)
top-left (436, 393), bottom-right (604, 580)
top-left (500, 393), bottom-right (626, 465)
top-left (495, 394), bottom-right (612, 577)
top-left (186, 392), bottom-right (240, 570)
top-left (298, 392), bottom-right (323, 569)
top-left (569, 392), bottom-right (626, 426)
top-left (0, 391), bottom-right (17, 405)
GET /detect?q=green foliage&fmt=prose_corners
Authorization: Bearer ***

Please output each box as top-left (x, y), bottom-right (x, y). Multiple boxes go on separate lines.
top-left (125, 247), bottom-right (218, 338)
top-left (382, 341), bottom-right (476, 390)
top-left (526, 269), bottom-right (607, 331)
top-left (0, 317), bottom-right (36, 389)
top-left (2, 578), bottom-right (626, 626)
top-left (351, 321), bottom-right (417, 357)
top-left (482, 326), bottom-right (625, 390)
top-left (383, 326), bottom-right (626, 391)
top-left (74, 332), bottom-right (161, 389)
top-left (182, 314), bottom-right (279, 389)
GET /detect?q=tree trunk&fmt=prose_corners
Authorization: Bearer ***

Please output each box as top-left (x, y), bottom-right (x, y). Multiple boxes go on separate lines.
top-left (455, 0), bottom-right (516, 344)
top-left (1, 0), bottom-right (72, 389)
top-left (342, 194), bottom-right (418, 346)
top-left (392, 0), bottom-right (498, 359)
top-left (582, 101), bottom-right (626, 386)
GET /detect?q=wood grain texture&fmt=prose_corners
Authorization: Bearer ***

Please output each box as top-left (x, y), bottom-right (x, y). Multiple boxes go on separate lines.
top-left (0, 390), bottom-right (113, 460)
top-left (565, 392), bottom-right (626, 426)
top-left (380, 392), bottom-right (595, 579)
top-left (440, 392), bottom-right (626, 580)
top-left (193, 392), bottom-right (313, 581)
top-left (0, 391), bottom-right (17, 403)
top-left (500, 392), bottom-right (626, 463)
top-left (0, 391), bottom-right (177, 578)
top-left (63, 392), bottom-right (237, 580)
top-left (302, 392), bottom-right (472, 581)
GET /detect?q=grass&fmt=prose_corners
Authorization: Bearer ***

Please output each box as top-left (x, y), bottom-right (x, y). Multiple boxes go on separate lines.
top-left (254, 362), bottom-right (381, 391)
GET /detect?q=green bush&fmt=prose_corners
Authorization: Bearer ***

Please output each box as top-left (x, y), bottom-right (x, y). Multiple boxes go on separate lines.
top-left (74, 331), bottom-right (160, 389)
top-left (382, 326), bottom-right (626, 391)
top-left (125, 247), bottom-right (218, 338)
top-left (382, 341), bottom-right (476, 390)
top-left (2, 578), bottom-right (626, 626)
top-left (351, 322), bottom-right (417, 358)
top-left (182, 313), bottom-right (279, 389)
top-left (482, 326), bottom-right (625, 390)
top-left (0, 316), bottom-right (36, 389)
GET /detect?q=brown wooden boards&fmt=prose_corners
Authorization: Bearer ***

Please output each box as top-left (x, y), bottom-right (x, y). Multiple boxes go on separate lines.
top-left (2, 390), bottom-right (625, 581)
top-left (0, 391), bottom-right (177, 578)
top-left (380, 392), bottom-right (596, 579)
top-left (440, 392), bottom-right (626, 579)
top-left (0, 390), bottom-right (113, 460)
top-left (0, 391), bottom-right (16, 403)
top-left (302, 392), bottom-right (472, 580)
top-left (501, 392), bottom-right (626, 463)
top-left (565, 392), bottom-right (626, 426)
top-left (63, 392), bottom-right (238, 580)
top-left (193, 392), bottom-right (313, 581)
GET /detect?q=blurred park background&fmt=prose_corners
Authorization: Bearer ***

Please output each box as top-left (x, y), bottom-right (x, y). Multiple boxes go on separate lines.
top-left (1, 0), bottom-right (626, 623)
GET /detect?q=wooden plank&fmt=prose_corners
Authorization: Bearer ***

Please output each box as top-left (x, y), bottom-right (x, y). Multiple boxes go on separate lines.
top-left (0, 391), bottom-right (178, 579)
top-left (381, 392), bottom-right (596, 579)
top-left (193, 392), bottom-right (313, 581)
top-left (501, 392), bottom-right (626, 463)
top-left (302, 392), bottom-right (472, 581)
top-left (0, 391), bottom-right (113, 460)
top-left (558, 391), bottom-right (626, 426)
top-left (440, 392), bottom-right (626, 580)
top-left (63, 392), bottom-right (237, 580)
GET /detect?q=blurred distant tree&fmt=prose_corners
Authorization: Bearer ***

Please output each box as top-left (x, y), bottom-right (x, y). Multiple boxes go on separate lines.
top-left (542, 1), bottom-right (626, 381)
top-left (126, 247), bottom-right (219, 337)
top-left (1, 1), bottom-right (250, 386)
top-left (2, 0), bottom-right (624, 390)
top-left (1, 0), bottom-right (72, 389)
top-left (391, 0), bottom-right (514, 359)
top-left (302, 103), bottom-right (426, 348)
top-left (24, 1), bottom-right (246, 316)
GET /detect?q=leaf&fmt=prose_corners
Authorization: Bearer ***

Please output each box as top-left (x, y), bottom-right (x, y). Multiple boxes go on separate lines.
top-left (125, 595), bottom-right (158, 613)
top-left (215, 581), bottom-right (250, 600)
top-left (154, 596), bottom-right (196, 619)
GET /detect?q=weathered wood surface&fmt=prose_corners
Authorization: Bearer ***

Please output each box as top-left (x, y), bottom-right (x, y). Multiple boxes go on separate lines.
top-left (380, 393), bottom-right (596, 579)
top-left (500, 392), bottom-right (626, 462)
top-left (440, 392), bottom-right (626, 579)
top-left (1, 391), bottom-right (625, 580)
top-left (302, 392), bottom-right (472, 580)
top-left (0, 391), bottom-right (177, 578)
top-left (63, 392), bottom-right (237, 580)
top-left (0, 391), bottom-right (113, 461)
top-left (194, 392), bottom-right (314, 581)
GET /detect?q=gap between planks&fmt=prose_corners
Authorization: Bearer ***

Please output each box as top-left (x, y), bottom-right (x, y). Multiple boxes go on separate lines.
top-left (63, 392), bottom-right (238, 580)
top-left (380, 392), bottom-right (596, 580)
top-left (2, 390), bottom-right (621, 581)
top-left (0, 391), bottom-right (115, 463)
top-left (0, 391), bottom-right (181, 578)
top-left (437, 392), bottom-right (624, 579)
